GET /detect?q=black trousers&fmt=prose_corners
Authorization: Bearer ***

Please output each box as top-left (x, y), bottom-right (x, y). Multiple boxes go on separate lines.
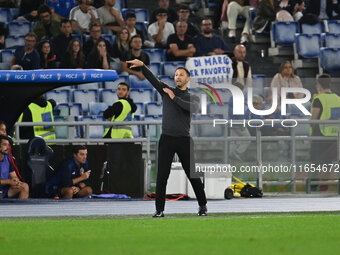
top-left (155, 134), bottom-right (207, 211)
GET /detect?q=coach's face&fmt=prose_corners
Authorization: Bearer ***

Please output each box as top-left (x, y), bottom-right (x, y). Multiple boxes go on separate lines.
top-left (0, 139), bottom-right (9, 155)
top-left (74, 149), bottom-right (87, 165)
top-left (175, 69), bottom-right (190, 89)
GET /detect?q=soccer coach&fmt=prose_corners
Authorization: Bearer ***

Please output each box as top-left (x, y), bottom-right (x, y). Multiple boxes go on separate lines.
top-left (127, 59), bottom-right (207, 217)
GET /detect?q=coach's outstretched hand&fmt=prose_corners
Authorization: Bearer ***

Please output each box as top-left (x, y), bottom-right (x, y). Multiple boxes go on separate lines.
top-left (126, 59), bottom-right (144, 69)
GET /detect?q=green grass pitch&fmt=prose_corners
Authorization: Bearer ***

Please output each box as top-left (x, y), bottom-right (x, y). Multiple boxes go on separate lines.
top-left (0, 212), bottom-right (339, 255)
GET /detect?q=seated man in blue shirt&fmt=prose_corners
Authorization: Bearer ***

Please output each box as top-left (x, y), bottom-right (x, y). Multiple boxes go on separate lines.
top-left (47, 145), bottom-right (92, 199)
top-left (0, 135), bottom-right (29, 199)
top-left (10, 32), bottom-right (40, 70)
top-left (193, 18), bottom-right (230, 56)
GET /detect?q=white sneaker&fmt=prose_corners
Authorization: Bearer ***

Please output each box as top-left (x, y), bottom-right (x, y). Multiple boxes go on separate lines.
top-left (228, 29), bottom-right (236, 38)
top-left (240, 34), bottom-right (248, 44)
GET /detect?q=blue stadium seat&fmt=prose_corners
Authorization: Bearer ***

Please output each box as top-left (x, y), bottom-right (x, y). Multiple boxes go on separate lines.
top-left (252, 74), bottom-right (266, 95)
top-left (134, 102), bottom-right (145, 115)
top-left (71, 34), bottom-right (83, 45)
top-left (73, 89), bottom-right (98, 113)
top-left (130, 88), bottom-right (153, 103)
top-left (54, 103), bottom-right (69, 117)
top-left (0, 62), bottom-right (10, 70)
top-left (114, 0), bottom-right (124, 10)
top-left (150, 62), bottom-right (162, 76)
top-left (102, 34), bottom-right (116, 45)
top-left (207, 103), bottom-right (229, 119)
top-left (301, 21), bottom-right (325, 34)
top-left (82, 116), bottom-right (105, 138)
top-left (322, 33), bottom-right (340, 48)
top-left (197, 114), bottom-right (224, 137)
top-left (135, 22), bottom-right (148, 39)
top-left (129, 74), bottom-right (153, 89)
top-left (143, 48), bottom-right (166, 62)
top-left (74, 116), bottom-right (83, 138)
top-left (100, 89), bottom-right (118, 104)
top-left (144, 114), bottom-right (162, 137)
top-left (54, 116), bottom-right (68, 139)
top-left (5, 35), bottom-right (25, 48)
top-left (8, 21), bottom-right (31, 36)
top-left (46, 0), bottom-right (77, 18)
top-left (89, 102), bottom-right (109, 116)
top-left (163, 61), bottom-right (185, 77)
top-left (327, 20), bottom-right (340, 34)
top-left (122, 8), bottom-right (149, 22)
top-left (295, 34), bottom-right (321, 58)
top-left (159, 75), bottom-right (175, 87)
top-left (215, 88), bottom-right (232, 104)
top-left (70, 103), bottom-right (82, 116)
top-left (77, 82), bottom-right (102, 90)
top-left (46, 89), bottom-right (70, 104)
top-left (0, 49), bottom-right (15, 63)
top-left (0, 8), bottom-right (9, 23)
top-left (145, 102), bottom-right (162, 115)
top-left (104, 75), bottom-right (129, 89)
top-left (8, 8), bottom-right (19, 20)
top-left (272, 22), bottom-right (299, 45)
top-left (131, 115), bottom-right (143, 138)
top-left (319, 47), bottom-right (340, 72)
top-left (286, 101), bottom-right (311, 117)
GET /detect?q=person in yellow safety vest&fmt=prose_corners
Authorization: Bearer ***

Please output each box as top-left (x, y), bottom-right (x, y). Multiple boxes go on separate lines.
top-left (18, 96), bottom-right (56, 140)
top-left (103, 82), bottom-right (137, 138)
top-left (310, 74), bottom-right (340, 166)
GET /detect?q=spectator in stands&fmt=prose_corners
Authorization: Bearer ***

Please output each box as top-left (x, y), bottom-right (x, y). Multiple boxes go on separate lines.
top-left (11, 32), bottom-right (40, 70)
top-left (83, 23), bottom-right (113, 57)
top-left (0, 135), bottom-right (29, 199)
top-left (125, 12), bottom-right (145, 42)
top-left (193, 0), bottom-right (209, 12)
top-left (276, 0), bottom-right (306, 22)
top-left (252, 0), bottom-right (277, 33)
top-left (18, 0), bottom-right (44, 22)
top-left (231, 44), bottom-right (252, 87)
top-left (305, 0), bottom-right (340, 20)
top-left (85, 38), bottom-right (111, 69)
top-left (103, 82), bottom-right (137, 139)
top-left (49, 145), bottom-right (93, 199)
top-left (226, 0), bottom-right (255, 44)
top-left (69, 0), bottom-right (101, 34)
top-left (33, 4), bottom-right (61, 42)
top-left (147, 8), bottom-right (175, 48)
top-left (175, 5), bottom-right (200, 38)
top-left (270, 60), bottom-right (304, 99)
top-left (150, 0), bottom-right (178, 23)
top-left (193, 18), bottom-right (229, 56)
top-left (52, 19), bottom-right (74, 61)
top-left (121, 34), bottom-right (150, 80)
top-left (38, 40), bottom-right (56, 69)
top-left (166, 21), bottom-right (196, 61)
top-left (97, 0), bottom-right (125, 34)
top-left (112, 27), bottom-right (130, 60)
top-left (60, 38), bottom-right (85, 68)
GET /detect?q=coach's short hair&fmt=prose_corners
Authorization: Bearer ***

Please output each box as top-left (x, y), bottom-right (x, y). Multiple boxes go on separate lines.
top-left (175, 66), bottom-right (190, 77)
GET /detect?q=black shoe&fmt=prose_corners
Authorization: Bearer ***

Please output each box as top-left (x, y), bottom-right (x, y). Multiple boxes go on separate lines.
top-left (198, 205), bottom-right (207, 216)
top-left (152, 211), bottom-right (164, 218)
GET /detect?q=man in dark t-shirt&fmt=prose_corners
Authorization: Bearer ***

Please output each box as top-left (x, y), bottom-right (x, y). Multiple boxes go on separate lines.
top-left (166, 21), bottom-right (195, 61)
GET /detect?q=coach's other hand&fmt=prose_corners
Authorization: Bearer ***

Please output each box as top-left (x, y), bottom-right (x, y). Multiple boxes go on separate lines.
top-left (126, 59), bottom-right (143, 68)
top-left (163, 88), bottom-right (175, 99)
